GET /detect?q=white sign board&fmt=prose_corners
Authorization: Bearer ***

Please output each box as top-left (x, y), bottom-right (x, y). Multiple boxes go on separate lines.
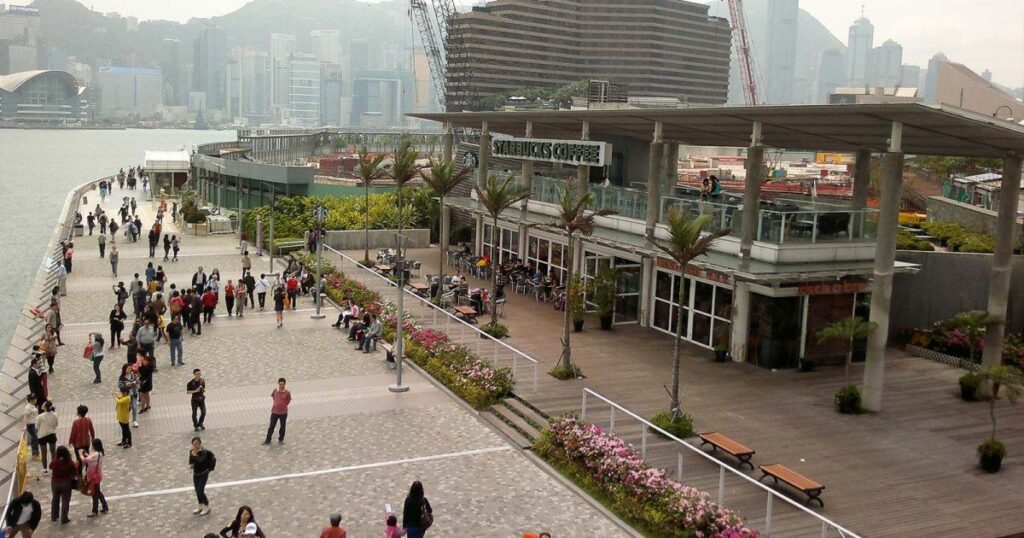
top-left (490, 137), bottom-right (611, 167)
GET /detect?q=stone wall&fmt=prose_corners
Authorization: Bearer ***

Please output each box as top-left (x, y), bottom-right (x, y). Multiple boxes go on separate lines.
top-left (323, 228), bottom-right (431, 251)
top-left (926, 195), bottom-right (1023, 236)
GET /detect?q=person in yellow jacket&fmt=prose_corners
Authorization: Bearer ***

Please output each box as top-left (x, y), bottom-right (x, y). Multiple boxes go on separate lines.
top-left (115, 389), bottom-right (132, 448)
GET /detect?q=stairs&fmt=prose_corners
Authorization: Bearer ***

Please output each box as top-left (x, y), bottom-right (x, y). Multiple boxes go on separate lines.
top-left (482, 394), bottom-right (551, 449)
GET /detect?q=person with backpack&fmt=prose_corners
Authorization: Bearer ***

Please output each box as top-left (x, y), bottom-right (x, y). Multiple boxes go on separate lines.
top-left (88, 332), bottom-right (105, 384)
top-left (189, 437), bottom-right (215, 516)
top-left (402, 481), bottom-right (433, 537)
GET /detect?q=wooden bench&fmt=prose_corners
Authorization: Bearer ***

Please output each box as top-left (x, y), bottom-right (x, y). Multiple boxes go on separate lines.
top-left (452, 305), bottom-right (478, 324)
top-left (379, 342), bottom-right (397, 369)
top-left (758, 464), bottom-right (826, 507)
top-left (698, 432), bottom-right (755, 470)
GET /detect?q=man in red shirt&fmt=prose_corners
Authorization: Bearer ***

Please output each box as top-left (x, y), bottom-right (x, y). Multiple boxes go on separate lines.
top-left (263, 378), bottom-right (291, 445)
top-left (68, 405), bottom-right (95, 465)
top-left (286, 275), bottom-right (299, 310)
top-left (320, 513), bottom-right (347, 538)
top-left (201, 288), bottom-right (217, 324)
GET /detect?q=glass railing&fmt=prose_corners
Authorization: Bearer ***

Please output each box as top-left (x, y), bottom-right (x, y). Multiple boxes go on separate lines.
top-left (530, 176), bottom-right (648, 220)
top-left (660, 196), bottom-right (741, 236)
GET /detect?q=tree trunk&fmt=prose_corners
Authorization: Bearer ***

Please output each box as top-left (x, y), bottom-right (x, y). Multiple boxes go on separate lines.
top-left (490, 217), bottom-right (499, 327)
top-left (990, 397), bottom-right (997, 441)
top-left (436, 194), bottom-right (446, 301)
top-left (670, 274), bottom-right (687, 420)
top-left (845, 349), bottom-right (852, 387)
top-left (559, 230), bottom-right (575, 371)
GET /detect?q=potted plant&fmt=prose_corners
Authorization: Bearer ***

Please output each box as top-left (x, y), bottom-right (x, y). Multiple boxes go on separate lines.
top-left (975, 365), bottom-right (1023, 473)
top-left (567, 275), bottom-right (587, 332)
top-left (959, 372), bottom-right (981, 401)
top-left (591, 267), bottom-right (618, 330)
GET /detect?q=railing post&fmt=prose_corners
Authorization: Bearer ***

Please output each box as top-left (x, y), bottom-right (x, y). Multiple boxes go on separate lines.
top-left (718, 466), bottom-right (725, 504)
top-left (446, 312), bottom-right (450, 332)
top-left (433, 306), bottom-right (436, 327)
top-left (532, 363), bottom-right (538, 393)
top-left (821, 521), bottom-right (828, 538)
top-left (641, 424), bottom-right (648, 459)
top-left (581, 390), bottom-right (588, 421)
top-left (610, 406), bottom-right (615, 433)
top-left (812, 211), bottom-right (819, 243)
top-left (765, 492), bottom-right (773, 537)
top-left (476, 333), bottom-right (481, 356)
top-left (677, 451), bottom-right (683, 480)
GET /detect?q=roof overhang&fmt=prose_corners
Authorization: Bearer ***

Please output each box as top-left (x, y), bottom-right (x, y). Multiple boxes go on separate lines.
top-left (410, 103), bottom-right (1024, 158)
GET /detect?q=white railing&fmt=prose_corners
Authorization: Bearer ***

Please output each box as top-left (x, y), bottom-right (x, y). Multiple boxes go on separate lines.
top-left (581, 389), bottom-right (861, 538)
top-left (323, 246), bottom-right (540, 392)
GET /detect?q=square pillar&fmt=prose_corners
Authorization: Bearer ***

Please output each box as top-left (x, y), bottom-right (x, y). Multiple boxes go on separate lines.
top-left (520, 121), bottom-right (534, 218)
top-left (981, 154), bottom-right (1024, 371)
top-left (644, 121), bottom-right (664, 235)
top-left (851, 149), bottom-right (872, 209)
top-left (477, 121), bottom-right (490, 186)
top-left (474, 213), bottom-right (484, 254)
top-left (863, 138), bottom-right (904, 412)
top-left (739, 145), bottom-right (766, 264)
top-left (442, 121), bottom-right (454, 163)
top-left (662, 143), bottom-right (678, 198)
top-left (730, 281), bottom-right (751, 362)
top-left (639, 256), bottom-right (653, 328)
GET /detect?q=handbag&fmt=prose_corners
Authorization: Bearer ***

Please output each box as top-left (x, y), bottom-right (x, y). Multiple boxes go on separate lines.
top-left (82, 344), bottom-right (93, 359)
top-left (420, 500), bottom-right (433, 529)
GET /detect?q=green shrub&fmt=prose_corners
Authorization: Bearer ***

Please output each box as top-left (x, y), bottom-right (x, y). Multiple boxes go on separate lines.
top-left (896, 230), bottom-right (935, 251)
top-left (651, 411), bottom-right (694, 438)
top-left (480, 321), bottom-right (509, 339)
top-left (978, 438), bottom-right (1006, 458)
top-left (959, 372), bottom-right (981, 401)
top-left (834, 385), bottom-right (863, 414)
top-left (549, 362), bottom-right (582, 380)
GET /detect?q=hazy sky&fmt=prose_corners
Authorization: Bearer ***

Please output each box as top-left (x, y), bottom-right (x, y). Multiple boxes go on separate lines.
top-left (74, 0), bottom-right (1024, 87)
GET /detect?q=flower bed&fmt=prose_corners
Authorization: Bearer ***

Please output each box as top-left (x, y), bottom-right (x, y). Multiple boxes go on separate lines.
top-left (302, 253), bottom-right (513, 409)
top-left (535, 416), bottom-right (757, 538)
top-left (907, 313), bottom-right (1024, 370)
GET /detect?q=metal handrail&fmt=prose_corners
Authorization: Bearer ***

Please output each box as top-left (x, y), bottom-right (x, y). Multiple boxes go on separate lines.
top-left (581, 388), bottom-right (861, 538)
top-left (323, 246), bottom-right (540, 392)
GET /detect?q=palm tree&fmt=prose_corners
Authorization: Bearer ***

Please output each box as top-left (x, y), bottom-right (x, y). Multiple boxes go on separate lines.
top-left (815, 316), bottom-right (877, 387)
top-left (356, 147), bottom-right (386, 265)
top-left (389, 140), bottom-right (420, 259)
top-left (421, 158), bottom-right (471, 300)
top-left (473, 173), bottom-right (531, 328)
top-left (647, 207), bottom-right (730, 420)
top-left (555, 179), bottom-right (616, 374)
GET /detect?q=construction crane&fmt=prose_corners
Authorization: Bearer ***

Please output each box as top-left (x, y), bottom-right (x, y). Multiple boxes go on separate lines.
top-left (409, 0), bottom-right (476, 111)
top-left (725, 0), bottom-right (761, 106)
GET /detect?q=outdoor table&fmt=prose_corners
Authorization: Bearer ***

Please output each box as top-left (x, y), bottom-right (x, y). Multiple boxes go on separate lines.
top-left (408, 282), bottom-right (430, 296)
top-left (452, 305), bottom-right (479, 323)
top-left (375, 264), bottom-right (393, 275)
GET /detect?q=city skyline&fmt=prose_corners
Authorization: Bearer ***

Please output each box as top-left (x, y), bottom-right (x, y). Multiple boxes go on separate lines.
top-left (74, 0), bottom-right (1024, 88)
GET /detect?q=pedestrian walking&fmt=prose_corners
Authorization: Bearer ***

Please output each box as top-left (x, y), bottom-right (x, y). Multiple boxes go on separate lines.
top-left (83, 439), bottom-right (108, 516)
top-left (35, 401), bottom-right (57, 474)
top-left (172, 235), bottom-right (180, 262)
top-left (109, 219), bottom-right (119, 241)
top-left (244, 272), bottom-right (256, 309)
top-left (224, 280), bottom-right (235, 317)
top-left (68, 405), bottom-right (94, 466)
top-left (99, 213), bottom-right (108, 235)
top-left (263, 378), bottom-right (291, 445)
top-left (138, 355), bottom-right (155, 414)
top-left (163, 234), bottom-right (171, 261)
top-left (87, 212), bottom-right (95, 235)
top-left (202, 288), bottom-right (217, 324)
top-left (402, 481), bottom-right (433, 538)
top-left (130, 197), bottom-right (137, 215)
top-left (286, 274), bottom-right (299, 310)
top-left (234, 280), bottom-right (247, 317)
top-left (187, 369), bottom-right (206, 431)
top-left (273, 287), bottom-right (285, 328)
top-left (189, 437), bottom-right (215, 516)
top-left (109, 245), bottom-right (119, 276)
top-left (220, 506), bottom-right (265, 538)
top-left (189, 290), bottom-right (204, 336)
top-left (97, 233), bottom-right (106, 258)
top-left (117, 364), bottom-right (140, 429)
top-left (137, 318), bottom-right (157, 360)
top-left (109, 304), bottom-right (126, 347)
top-left (48, 447), bottom-right (75, 524)
top-left (3, 490), bottom-right (42, 537)
top-left (168, 315), bottom-right (184, 366)
top-left (62, 242), bottom-right (73, 274)
top-left (87, 332), bottom-right (105, 384)
top-left (241, 251), bottom-right (252, 279)
top-left (320, 513), bottom-right (348, 538)
top-left (23, 395), bottom-right (39, 461)
top-left (148, 228), bottom-right (159, 258)
top-left (192, 266), bottom-right (209, 293)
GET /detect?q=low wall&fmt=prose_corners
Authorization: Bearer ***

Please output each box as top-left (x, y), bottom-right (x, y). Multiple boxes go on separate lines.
top-left (891, 250), bottom-right (1024, 335)
top-left (926, 196), bottom-right (1024, 237)
top-left (324, 228), bottom-right (430, 251)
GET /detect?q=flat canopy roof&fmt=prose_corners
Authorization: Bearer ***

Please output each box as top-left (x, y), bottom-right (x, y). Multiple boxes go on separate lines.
top-left (144, 150), bottom-right (190, 173)
top-left (410, 103), bottom-right (1024, 158)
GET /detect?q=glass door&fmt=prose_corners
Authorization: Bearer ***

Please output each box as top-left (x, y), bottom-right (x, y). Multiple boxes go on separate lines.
top-left (583, 253), bottom-right (612, 311)
top-left (614, 259), bottom-right (641, 324)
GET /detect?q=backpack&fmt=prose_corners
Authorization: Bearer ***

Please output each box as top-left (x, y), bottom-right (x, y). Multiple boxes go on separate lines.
top-left (207, 450), bottom-right (217, 472)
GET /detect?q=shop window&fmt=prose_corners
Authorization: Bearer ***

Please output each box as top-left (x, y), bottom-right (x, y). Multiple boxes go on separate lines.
top-left (694, 282), bottom-right (714, 314)
top-left (692, 313), bottom-right (712, 347)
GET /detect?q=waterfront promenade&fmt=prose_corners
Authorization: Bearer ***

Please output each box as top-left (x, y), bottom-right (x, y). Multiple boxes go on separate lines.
top-left (19, 185), bottom-right (627, 536)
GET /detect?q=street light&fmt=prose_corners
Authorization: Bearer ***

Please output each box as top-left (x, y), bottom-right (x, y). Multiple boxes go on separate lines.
top-left (311, 204), bottom-right (328, 320)
top-left (389, 230), bottom-right (411, 393)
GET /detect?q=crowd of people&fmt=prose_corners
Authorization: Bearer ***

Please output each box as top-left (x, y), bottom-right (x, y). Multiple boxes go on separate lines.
top-left (7, 173), bottom-right (454, 537)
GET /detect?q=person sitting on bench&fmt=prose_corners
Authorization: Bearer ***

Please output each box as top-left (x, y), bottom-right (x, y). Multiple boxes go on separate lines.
top-left (331, 300), bottom-right (360, 329)
top-left (359, 315), bottom-right (382, 353)
top-left (348, 313), bottom-right (371, 342)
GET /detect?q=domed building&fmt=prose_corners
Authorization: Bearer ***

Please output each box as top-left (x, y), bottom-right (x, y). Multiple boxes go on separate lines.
top-left (0, 70), bottom-right (82, 123)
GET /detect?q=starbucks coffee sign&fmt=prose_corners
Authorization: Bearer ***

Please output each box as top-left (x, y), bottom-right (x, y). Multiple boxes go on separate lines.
top-left (491, 137), bottom-right (610, 166)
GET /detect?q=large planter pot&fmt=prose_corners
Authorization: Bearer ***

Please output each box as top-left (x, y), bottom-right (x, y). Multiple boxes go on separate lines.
top-left (573, 318), bottom-right (584, 332)
top-left (599, 314), bottom-right (613, 330)
top-left (980, 452), bottom-right (1003, 473)
top-left (714, 349), bottom-right (729, 362)
top-left (195, 222), bottom-right (208, 236)
top-left (960, 383), bottom-right (978, 402)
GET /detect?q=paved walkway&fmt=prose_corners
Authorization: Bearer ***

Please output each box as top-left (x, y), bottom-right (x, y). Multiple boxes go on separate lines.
top-left (24, 187), bottom-right (627, 537)
top-left (395, 247), bottom-right (1024, 538)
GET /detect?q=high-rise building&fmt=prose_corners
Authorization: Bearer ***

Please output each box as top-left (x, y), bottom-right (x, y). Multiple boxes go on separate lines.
top-left (311, 30), bottom-right (342, 66)
top-left (95, 66), bottom-right (163, 117)
top-left (320, 63), bottom-right (342, 126)
top-left (160, 39), bottom-right (188, 107)
top-left (844, 16), bottom-right (873, 87)
top-left (0, 4), bottom-right (42, 75)
top-left (815, 48), bottom-right (845, 103)
top-left (923, 52), bottom-right (947, 102)
top-left (982, 69), bottom-right (993, 82)
top-left (240, 48), bottom-right (271, 125)
top-left (289, 52), bottom-right (320, 128)
top-left (447, 0), bottom-right (732, 109)
top-left (900, 64), bottom-right (921, 89)
top-left (764, 0), bottom-right (799, 104)
top-left (193, 26), bottom-right (227, 112)
top-left (270, 33), bottom-right (295, 122)
top-left (868, 39), bottom-right (902, 88)
top-left (349, 39), bottom-right (371, 70)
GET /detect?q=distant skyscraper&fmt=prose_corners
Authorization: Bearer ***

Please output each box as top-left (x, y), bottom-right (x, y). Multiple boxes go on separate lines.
top-left (240, 48), bottom-right (271, 125)
top-left (844, 16), bottom-right (873, 87)
top-left (868, 39), bottom-right (902, 88)
top-left (311, 30), bottom-right (342, 65)
top-left (982, 69), bottom-right (993, 82)
top-left (815, 48), bottom-right (845, 103)
top-left (764, 0), bottom-right (799, 104)
top-left (349, 39), bottom-right (371, 70)
top-left (270, 33), bottom-right (295, 121)
top-left (193, 26), bottom-right (227, 112)
top-left (0, 4), bottom-right (42, 74)
top-left (320, 63), bottom-right (342, 126)
top-left (289, 52), bottom-right (320, 128)
top-left (923, 52), bottom-right (947, 102)
top-left (900, 64), bottom-right (921, 88)
top-left (160, 39), bottom-right (187, 106)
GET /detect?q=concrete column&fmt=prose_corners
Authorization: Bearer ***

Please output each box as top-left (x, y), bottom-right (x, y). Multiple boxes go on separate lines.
top-left (442, 121), bottom-right (454, 163)
top-left (639, 256), bottom-right (653, 327)
top-left (730, 281), bottom-right (751, 362)
top-left (739, 143), bottom-right (766, 264)
top-left (644, 121), bottom-right (664, 236)
top-left (440, 205), bottom-right (451, 257)
top-left (662, 143), bottom-right (678, 197)
top-left (980, 154), bottom-right (1023, 373)
top-left (851, 149), bottom-right (872, 209)
top-left (518, 223), bottom-right (529, 261)
top-left (520, 121), bottom-right (534, 218)
top-left (474, 214), bottom-right (484, 254)
top-left (477, 121), bottom-right (490, 186)
top-left (863, 141), bottom-right (905, 412)
top-left (577, 121), bottom-right (590, 196)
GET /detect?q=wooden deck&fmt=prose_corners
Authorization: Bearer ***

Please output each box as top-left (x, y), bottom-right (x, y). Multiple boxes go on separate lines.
top-left (357, 249), bottom-right (1024, 537)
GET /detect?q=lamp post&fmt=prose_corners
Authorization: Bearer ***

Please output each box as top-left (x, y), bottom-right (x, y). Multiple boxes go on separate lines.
top-left (268, 190), bottom-right (276, 274)
top-left (311, 205), bottom-right (328, 320)
top-left (389, 230), bottom-right (410, 393)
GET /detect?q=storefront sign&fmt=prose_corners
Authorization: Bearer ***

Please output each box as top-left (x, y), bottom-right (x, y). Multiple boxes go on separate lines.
top-left (797, 280), bottom-right (866, 295)
top-left (656, 258), bottom-right (731, 285)
top-left (7, 5), bottom-right (40, 14)
top-left (491, 137), bottom-right (610, 166)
